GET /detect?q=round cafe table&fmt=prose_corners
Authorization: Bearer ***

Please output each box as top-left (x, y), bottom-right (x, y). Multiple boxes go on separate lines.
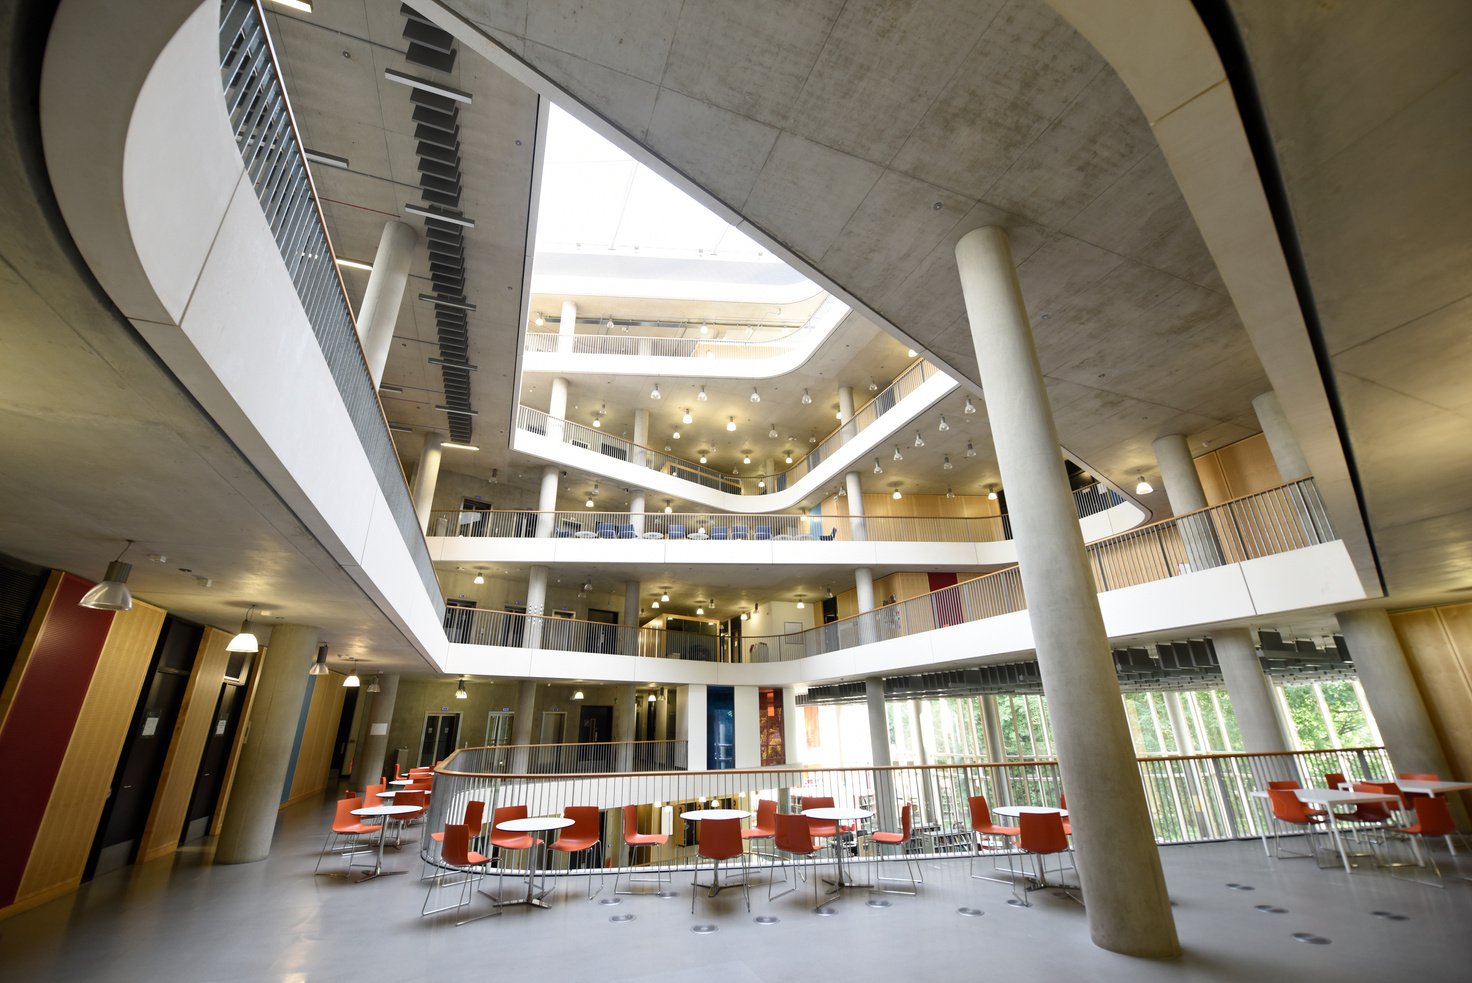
top-left (802, 807), bottom-right (873, 895)
top-left (991, 805), bottom-right (1068, 818)
top-left (640, 531), bottom-right (664, 539)
top-left (389, 779), bottom-right (414, 786)
top-left (681, 809), bottom-right (751, 895)
top-left (494, 816), bottom-right (575, 909)
top-left (344, 805), bottom-right (420, 881)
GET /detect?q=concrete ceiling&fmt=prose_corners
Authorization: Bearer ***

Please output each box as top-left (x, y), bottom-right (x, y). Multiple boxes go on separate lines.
top-left (1227, 0), bottom-right (1472, 604)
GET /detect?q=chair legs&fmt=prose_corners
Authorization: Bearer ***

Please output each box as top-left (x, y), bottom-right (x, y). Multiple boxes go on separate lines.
top-left (969, 834), bottom-right (1015, 884)
top-left (691, 853), bottom-right (750, 913)
top-left (614, 840), bottom-right (670, 896)
top-left (869, 839), bottom-right (917, 896)
top-left (314, 829), bottom-right (372, 874)
top-left (422, 862), bottom-right (497, 924)
top-left (555, 844), bottom-right (604, 901)
top-left (767, 853), bottom-right (822, 909)
top-left (1010, 848), bottom-right (1080, 907)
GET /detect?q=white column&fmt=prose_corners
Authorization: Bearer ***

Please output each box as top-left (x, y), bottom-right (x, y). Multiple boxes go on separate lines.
top-left (525, 565), bottom-right (548, 650)
top-left (629, 490), bottom-right (646, 536)
top-left (536, 465), bottom-right (559, 538)
top-left (1152, 433), bottom-right (1223, 570)
top-left (557, 299), bottom-right (577, 353)
top-left (867, 679), bottom-right (897, 831)
top-left (733, 686), bottom-right (760, 769)
top-left (677, 684), bottom-right (708, 771)
top-left (351, 673), bottom-right (400, 788)
top-left (547, 376), bottom-right (570, 442)
top-left (1213, 628), bottom-right (1289, 752)
top-left (356, 220), bottom-right (416, 388)
top-left (956, 226), bottom-right (1177, 957)
top-left (1163, 691), bottom-right (1194, 753)
top-left (511, 681), bottom-right (537, 773)
top-left (622, 580), bottom-right (640, 655)
top-left (410, 431), bottom-right (443, 532)
top-left (615, 684), bottom-right (637, 771)
top-left (838, 385), bottom-right (857, 443)
top-left (845, 471), bottom-right (867, 541)
top-left (1252, 390), bottom-right (1310, 481)
top-left (982, 695), bottom-right (1010, 805)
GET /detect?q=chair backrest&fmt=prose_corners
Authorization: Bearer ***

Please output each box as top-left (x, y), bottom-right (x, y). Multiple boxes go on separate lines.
top-left (334, 797), bottom-right (363, 828)
top-left (617, 523), bottom-right (636, 538)
top-left (822, 528), bottom-right (837, 540)
top-left (563, 805), bottom-right (601, 841)
top-left (394, 763), bottom-right (402, 779)
top-left (397, 790), bottom-right (427, 814)
top-left (753, 798), bottom-right (777, 833)
top-left (341, 788), bottom-right (357, 799)
top-left (668, 524), bottom-right (686, 539)
top-left (1266, 780), bottom-right (1301, 790)
top-left (1323, 772), bottom-right (1347, 790)
top-left (1059, 791), bottom-right (1068, 810)
top-left (775, 813), bottom-right (816, 854)
top-left (804, 796), bottom-right (836, 834)
top-left (1361, 781), bottom-right (1410, 811)
top-left (441, 823), bottom-right (474, 866)
top-left (597, 522), bottom-right (617, 537)
top-left (1268, 787), bottom-right (1315, 824)
top-left (363, 784), bottom-right (386, 808)
top-left (968, 794), bottom-right (994, 831)
top-left (755, 526), bottom-right (771, 540)
top-left (897, 803), bottom-right (912, 841)
top-left (732, 525), bottom-right (749, 539)
top-left (462, 799), bottom-right (486, 831)
top-left (491, 804), bottom-right (529, 843)
top-left (622, 804), bottom-right (642, 841)
top-left (699, 817), bottom-right (744, 860)
top-left (1409, 796), bottom-right (1455, 836)
top-left (1019, 811), bottom-right (1069, 854)
top-left (1349, 782), bottom-right (1395, 822)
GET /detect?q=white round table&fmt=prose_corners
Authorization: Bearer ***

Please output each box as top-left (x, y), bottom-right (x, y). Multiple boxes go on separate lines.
top-left (991, 805), bottom-right (1068, 818)
top-left (573, 530), bottom-right (597, 539)
top-left (389, 779), bottom-right (414, 786)
top-left (686, 532), bottom-right (709, 540)
top-left (802, 807), bottom-right (873, 894)
top-left (347, 805), bottom-right (420, 880)
top-left (495, 816), bottom-right (575, 908)
top-left (641, 531), bottom-right (664, 539)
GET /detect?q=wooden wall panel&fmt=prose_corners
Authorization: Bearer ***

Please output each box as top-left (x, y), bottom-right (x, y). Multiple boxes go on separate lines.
top-left (11, 598), bottom-right (164, 914)
top-left (1193, 433), bottom-right (1283, 506)
top-left (136, 627), bottom-right (232, 862)
top-left (1193, 453), bottom-right (1232, 507)
top-left (1390, 605), bottom-right (1472, 784)
top-left (283, 675), bottom-right (347, 807)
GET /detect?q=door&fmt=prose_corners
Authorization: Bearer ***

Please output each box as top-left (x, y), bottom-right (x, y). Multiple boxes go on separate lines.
top-left (418, 713), bottom-right (460, 767)
top-left (539, 710), bottom-right (565, 744)
top-left (501, 603), bottom-right (525, 647)
top-left (928, 572), bottom-right (962, 627)
top-left (485, 711), bottom-right (513, 746)
top-left (180, 661), bottom-right (248, 844)
top-left (445, 598), bottom-right (476, 643)
top-left (586, 607), bottom-right (617, 653)
top-left (577, 705), bottom-right (614, 769)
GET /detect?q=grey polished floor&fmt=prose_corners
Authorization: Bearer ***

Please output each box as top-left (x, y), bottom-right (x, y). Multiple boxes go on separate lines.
top-left (2, 797), bottom-right (1469, 982)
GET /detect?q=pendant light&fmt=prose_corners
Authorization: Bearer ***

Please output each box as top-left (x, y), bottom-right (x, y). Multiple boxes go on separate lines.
top-left (893, 445), bottom-right (903, 461)
top-left (965, 440), bottom-right (977, 458)
top-left (987, 484), bottom-right (999, 501)
top-left (660, 590), bottom-right (670, 603)
top-left (366, 674), bottom-right (382, 693)
top-left (913, 431), bottom-right (925, 448)
top-left (945, 487), bottom-right (956, 499)
top-left (473, 572), bottom-right (485, 585)
top-left (699, 322), bottom-right (709, 335)
top-left (937, 415), bottom-right (950, 432)
top-left (698, 385), bottom-right (708, 402)
top-left (750, 387), bottom-right (761, 403)
top-left (681, 408), bottom-right (693, 425)
top-left (672, 428), bottom-right (681, 439)
top-left (1135, 475), bottom-right (1154, 495)
top-left (227, 604), bottom-right (261, 653)
top-left (873, 458), bottom-right (883, 475)
top-left (699, 452), bottom-right (708, 464)
top-left (663, 500), bottom-right (673, 513)
top-left (726, 416), bottom-right (737, 431)
top-left (79, 540), bottom-right (135, 611)
top-left (455, 676), bottom-right (468, 699)
top-left (343, 657), bottom-right (361, 688)
top-left (943, 455), bottom-right (953, 470)
top-left (651, 600), bottom-right (660, 609)
top-left (768, 423), bottom-right (779, 438)
top-left (907, 348), bottom-right (918, 357)
top-left (308, 644), bottom-right (330, 675)
top-left (743, 454), bottom-right (752, 465)
top-left (801, 388), bottom-right (812, 405)
top-left (964, 396), bottom-right (977, 414)
top-left (572, 689), bottom-right (585, 700)
top-left (795, 596), bottom-right (805, 610)
top-left (534, 312), bottom-right (545, 326)
top-left (785, 452), bottom-right (794, 464)
top-left (647, 692), bottom-right (657, 702)
top-left (892, 488), bottom-right (903, 500)
top-left (650, 383), bottom-right (661, 400)
top-left (867, 378), bottom-right (879, 391)
top-left (740, 610), bottom-right (749, 622)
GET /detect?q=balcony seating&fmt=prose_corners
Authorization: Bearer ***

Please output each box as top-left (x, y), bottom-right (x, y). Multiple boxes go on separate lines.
top-left (732, 525), bottom-right (749, 540)
top-left (1012, 811), bottom-right (1077, 907)
top-left (421, 823), bottom-right (495, 924)
top-left (547, 806), bottom-right (604, 900)
top-left (1267, 787), bottom-right (1332, 866)
top-left (617, 523), bottom-right (637, 538)
top-left (314, 795), bottom-right (380, 873)
top-left (769, 812), bottom-right (823, 907)
top-left (614, 804), bottom-right (670, 895)
top-left (596, 522), bottom-right (617, 538)
top-left (754, 526), bottom-right (771, 540)
top-left (667, 524), bottom-right (686, 539)
top-left (741, 798), bottom-right (777, 857)
top-left (869, 803), bottom-right (918, 895)
top-left (1388, 796), bottom-right (1461, 886)
top-left (711, 527), bottom-right (729, 540)
top-left (967, 794), bottom-right (1018, 883)
top-left (690, 817), bottom-right (749, 914)
top-left (820, 528), bottom-right (837, 540)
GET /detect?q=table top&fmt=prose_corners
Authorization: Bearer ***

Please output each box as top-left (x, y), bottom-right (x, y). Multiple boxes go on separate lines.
top-left (772, 533), bottom-right (798, 540)
top-left (1251, 788), bottom-right (1400, 806)
top-left (640, 531), bottom-right (664, 539)
top-left (352, 805), bottom-right (420, 818)
top-left (389, 779), bottom-right (414, 786)
top-left (802, 807), bottom-right (873, 822)
top-left (573, 530), bottom-right (597, 539)
top-left (679, 808), bottom-right (751, 822)
top-left (686, 532), bottom-right (709, 540)
top-left (497, 816), bottom-right (575, 833)
top-left (992, 805), bottom-right (1068, 818)
top-left (1398, 779), bottom-right (1472, 794)
top-left (377, 790), bottom-right (398, 799)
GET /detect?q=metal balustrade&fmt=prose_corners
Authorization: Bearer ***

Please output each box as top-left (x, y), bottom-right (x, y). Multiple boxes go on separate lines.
top-left (429, 508), bottom-right (1008, 542)
top-left (416, 746), bottom-right (1396, 876)
top-left (441, 480), bottom-right (1330, 664)
top-left (218, 0), bottom-right (442, 613)
top-left (450, 740), bottom-right (687, 775)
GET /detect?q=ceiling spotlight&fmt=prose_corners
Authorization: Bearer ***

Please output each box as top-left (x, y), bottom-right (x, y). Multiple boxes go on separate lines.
top-left (343, 657), bottom-right (360, 688)
top-left (572, 689), bottom-right (585, 700)
top-left (943, 455), bottom-right (953, 470)
top-left (743, 454), bottom-right (752, 465)
top-left (695, 605), bottom-right (704, 616)
top-left (534, 312), bottom-right (545, 326)
top-left (699, 452), bottom-right (708, 464)
top-left (585, 497), bottom-right (595, 508)
top-left (965, 440), bottom-right (977, 458)
top-left (681, 408), bottom-right (693, 425)
top-left (663, 500), bottom-right (673, 514)
top-left (672, 429), bottom-right (681, 439)
top-left (699, 322), bottom-right (709, 335)
top-left (893, 445), bottom-right (904, 461)
top-left (769, 424), bottom-right (779, 438)
top-left (892, 488), bottom-right (903, 500)
top-left (473, 572), bottom-right (485, 585)
top-left (698, 385), bottom-right (708, 402)
top-left (661, 591), bottom-right (670, 602)
top-left (907, 348), bottom-right (918, 358)
top-left (1136, 475), bottom-right (1154, 495)
top-left (308, 644), bottom-right (330, 676)
top-left (727, 417), bottom-right (737, 431)
top-left (740, 611), bottom-right (749, 622)
top-left (227, 604), bottom-right (260, 653)
top-left (455, 676), bottom-right (468, 699)
top-left (987, 484), bottom-right (999, 501)
top-left (914, 431), bottom-right (925, 448)
top-left (873, 458), bottom-right (883, 475)
top-left (964, 396), bottom-right (977, 415)
top-left (795, 596), bottom-right (805, 609)
top-left (868, 378), bottom-right (879, 391)
top-left (366, 674), bottom-right (382, 693)
top-left (79, 540), bottom-right (135, 611)
top-left (945, 486), bottom-right (956, 499)
top-left (801, 389), bottom-right (812, 405)
top-left (606, 317), bottom-right (615, 329)
top-left (651, 600), bottom-right (660, 609)
top-left (938, 415), bottom-right (950, 432)
top-left (785, 452), bottom-right (794, 464)
top-left (750, 387), bottom-right (761, 404)
top-left (650, 383), bottom-right (661, 400)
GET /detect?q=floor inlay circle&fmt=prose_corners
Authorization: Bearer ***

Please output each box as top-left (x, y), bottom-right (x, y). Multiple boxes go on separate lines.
top-left (957, 907), bottom-right (984, 917)
top-left (753, 915), bottom-right (780, 925)
top-left (609, 914), bottom-right (635, 923)
top-left (691, 924), bottom-right (718, 934)
top-left (1292, 932), bottom-right (1331, 945)
top-left (866, 898), bottom-right (892, 909)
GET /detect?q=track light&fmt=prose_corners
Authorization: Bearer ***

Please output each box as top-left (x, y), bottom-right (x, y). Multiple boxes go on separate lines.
top-left (650, 383), bottom-right (661, 400)
top-left (946, 487), bottom-right (956, 499)
top-left (964, 396), bottom-right (977, 415)
top-left (727, 417), bottom-right (737, 432)
top-left (801, 388), bottom-right (812, 405)
top-left (79, 541), bottom-right (135, 611)
top-left (366, 674), bottom-right (382, 693)
top-left (938, 416), bottom-right (950, 432)
top-left (868, 378), bottom-right (879, 391)
top-left (750, 387), bottom-right (761, 403)
top-left (987, 484), bottom-right (999, 501)
top-left (769, 424), bottom-right (779, 438)
top-left (943, 455), bottom-right (953, 470)
top-left (873, 458), bottom-right (883, 475)
top-left (473, 572), bottom-right (485, 585)
top-left (698, 385), bottom-right (708, 402)
top-left (308, 645), bottom-right (330, 676)
top-left (227, 605), bottom-right (260, 653)
top-left (1136, 475), bottom-right (1154, 495)
top-left (965, 440), bottom-right (977, 458)
top-left (914, 431), bottom-right (925, 448)
top-left (893, 445), bottom-right (903, 461)
top-left (892, 488), bottom-right (903, 500)
top-left (682, 408), bottom-right (693, 425)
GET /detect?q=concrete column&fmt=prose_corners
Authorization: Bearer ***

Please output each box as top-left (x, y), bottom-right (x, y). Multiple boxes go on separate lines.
top-left (615, 684), bottom-right (637, 771)
top-left (1252, 390), bottom-right (1310, 481)
top-left (845, 471), bottom-right (867, 542)
top-left (1213, 628), bottom-right (1289, 753)
top-left (630, 490), bottom-right (646, 536)
top-left (631, 407), bottom-right (650, 477)
top-left (678, 684), bottom-right (708, 771)
top-left (410, 431), bottom-right (443, 532)
top-left (623, 580), bottom-right (640, 656)
top-left (1337, 609), bottom-right (1451, 776)
top-left (547, 375), bottom-right (569, 444)
top-left (1152, 433), bottom-right (1223, 571)
top-left (838, 384), bottom-right (857, 444)
top-left (557, 299), bottom-right (577, 353)
top-left (781, 687), bottom-right (801, 768)
top-left (982, 695), bottom-right (1010, 805)
top-left (1163, 691), bottom-right (1194, 754)
top-left (215, 623), bottom-right (320, 864)
top-left (854, 567), bottom-right (877, 646)
top-left (862, 678), bottom-right (896, 832)
top-left (511, 681), bottom-right (537, 773)
top-left (351, 673), bottom-right (400, 788)
top-left (957, 226), bottom-right (1176, 957)
top-left (733, 686), bottom-right (760, 768)
top-left (356, 220), bottom-right (416, 388)
top-left (525, 565), bottom-right (548, 650)
top-left (536, 465), bottom-right (559, 539)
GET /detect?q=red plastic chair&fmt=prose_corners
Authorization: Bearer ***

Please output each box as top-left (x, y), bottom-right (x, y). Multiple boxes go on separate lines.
top-left (769, 812), bottom-right (823, 907)
top-left (1389, 796), bottom-right (1460, 885)
top-left (803, 796), bottom-right (838, 840)
top-left (421, 823), bottom-right (496, 924)
top-left (490, 805), bottom-right (544, 902)
top-left (547, 806), bottom-right (604, 900)
top-left (1058, 791), bottom-right (1073, 836)
top-left (968, 794), bottom-right (1019, 882)
top-left (614, 804), bottom-right (670, 895)
top-left (691, 817), bottom-right (749, 913)
top-left (314, 796), bottom-right (380, 873)
top-left (743, 798), bottom-right (778, 846)
top-left (869, 803), bottom-right (917, 895)
top-left (426, 800), bottom-right (486, 878)
top-left (1268, 787), bottom-right (1332, 866)
top-left (1012, 811), bottom-right (1076, 906)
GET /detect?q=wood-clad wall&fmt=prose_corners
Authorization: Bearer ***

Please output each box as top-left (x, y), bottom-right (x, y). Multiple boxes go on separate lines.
top-left (1388, 604), bottom-right (1472, 785)
top-left (283, 675), bottom-right (348, 807)
top-left (1194, 433), bottom-right (1283, 505)
top-left (136, 627), bottom-right (232, 862)
top-left (0, 574), bottom-right (165, 918)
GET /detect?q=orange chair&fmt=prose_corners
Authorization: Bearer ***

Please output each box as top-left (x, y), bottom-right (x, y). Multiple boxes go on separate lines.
top-left (614, 804), bottom-right (670, 895)
top-left (362, 782), bottom-right (387, 809)
top-left (803, 796), bottom-right (838, 841)
top-left (547, 806), bottom-right (604, 900)
top-left (742, 799), bottom-right (777, 857)
top-left (769, 812), bottom-right (823, 907)
top-left (968, 794), bottom-right (1019, 882)
top-left (1267, 787), bottom-right (1332, 866)
top-left (690, 817), bottom-right (749, 913)
top-left (1058, 791), bottom-right (1073, 836)
top-left (427, 800), bottom-right (487, 877)
top-left (1388, 796), bottom-right (1461, 885)
top-left (1012, 811), bottom-right (1077, 907)
top-left (1323, 771), bottom-right (1347, 790)
top-left (340, 788), bottom-right (357, 799)
top-left (314, 796), bottom-right (381, 873)
top-left (1397, 772), bottom-right (1440, 810)
top-left (421, 823), bottom-right (496, 924)
top-left (1342, 781), bottom-right (1397, 852)
top-left (490, 805), bottom-right (545, 903)
top-left (1266, 780), bottom-right (1326, 817)
top-left (868, 803), bottom-right (917, 895)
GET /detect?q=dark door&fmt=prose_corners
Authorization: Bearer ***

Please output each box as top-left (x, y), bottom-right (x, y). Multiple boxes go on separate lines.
top-left (577, 705), bottom-right (614, 769)
top-left (181, 675), bottom-right (245, 844)
top-left (928, 572), bottom-right (962, 627)
top-left (419, 713), bottom-right (460, 767)
top-left (86, 617), bottom-right (201, 878)
top-left (822, 597), bottom-right (838, 624)
top-left (445, 599), bottom-right (476, 643)
top-left (586, 608), bottom-right (617, 653)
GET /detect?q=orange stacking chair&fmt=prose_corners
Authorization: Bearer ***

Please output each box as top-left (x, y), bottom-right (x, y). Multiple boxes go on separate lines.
top-left (490, 804), bottom-right (545, 903)
top-left (690, 817), bottom-right (749, 914)
top-left (803, 796), bottom-right (838, 842)
top-left (769, 812), bottom-right (823, 907)
top-left (425, 800), bottom-right (486, 879)
top-left (1268, 787), bottom-right (1331, 866)
top-left (968, 794), bottom-right (1018, 882)
top-left (314, 796), bottom-right (381, 873)
top-left (1012, 811), bottom-right (1076, 907)
top-left (547, 806), bottom-right (604, 900)
top-left (742, 799), bottom-right (778, 857)
top-left (1389, 796), bottom-right (1462, 885)
top-left (421, 824), bottom-right (495, 924)
top-left (614, 804), bottom-right (670, 895)
top-left (868, 803), bottom-right (917, 895)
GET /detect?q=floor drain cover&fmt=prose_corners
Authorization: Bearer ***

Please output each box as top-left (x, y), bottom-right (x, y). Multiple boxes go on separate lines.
top-left (957, 907), bottom-right (984, 917)
top-left (815, 906), bottom-right (838, 916)
top-left (1371, 911), bottom-right (1409, 921)
top-left (656, 890), bottom-right (678, 899)
top-left (609, 914), bottom-right (635, 923)
top-left (1254, 905), bottom-right (1288, 914)
top-left (753, 915), bottom-right (780, 925)
top-left (598, 898), bottom-right (621, 906)
top-left (1292, 933), bottom-right (1331, 945)
top-left (867, 899), bottom-right (892, 909)
top-left (691, 924), bottom-right (718, 934)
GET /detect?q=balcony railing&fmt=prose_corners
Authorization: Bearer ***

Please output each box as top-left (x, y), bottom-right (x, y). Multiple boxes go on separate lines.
top-left (429, 508), bottom-right (1009, 542)
top-left (218, 0), bottom-right (441, 612)
top-left (417, 746), bottom-right (1396, 875)
top-left (447, 740), bottom-right (687, 774)
top-left (442, 480), bottom-right (1330, 662)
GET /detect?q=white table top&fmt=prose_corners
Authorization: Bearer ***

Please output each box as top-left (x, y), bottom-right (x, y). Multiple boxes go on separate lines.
top-left (377, 790), bottom-right (398, 799)
top-left (1397, 779), bottom-right (1472, 794)
top-left (640, 531), bottom-right (664, 539)
top-left (352, 805), bottom-right (420, 818)
top-left (1251, 788), bottom-right (1400, 807)
top-left (573, 530), bottom-right (597, 539)
top-left (686, 532), bottom-right (709, 540)
top-left (497, 816), bottom-right (575, 833)
top-left (992, 805), bottom-right (1068, 818)
top-left (802, 807), bottom-right (873, 822)
top-left (389, 779), bottom-right (414, 786)
top-left (679, 808), bottom-right (751, 822)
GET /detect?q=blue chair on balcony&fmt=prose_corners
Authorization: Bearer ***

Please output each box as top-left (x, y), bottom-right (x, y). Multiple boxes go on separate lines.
top-left (732, 525), bottom-right (749, 540)
top-left (754, 526), bottom-right (772, 540)
top-left (617, 523), bottom-right (637, 539)
top-left (596, 522), bottom-right (617, 538)
top-left (820, 528), bottom-right (837, 541)
top-left (667, 525), bottom-right (686, 540)
top-left (711, 527), bottom-right (729, 540)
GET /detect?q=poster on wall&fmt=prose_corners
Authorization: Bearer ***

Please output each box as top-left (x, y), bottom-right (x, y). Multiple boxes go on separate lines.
top-left (759, 688), bottom-right (785, 766)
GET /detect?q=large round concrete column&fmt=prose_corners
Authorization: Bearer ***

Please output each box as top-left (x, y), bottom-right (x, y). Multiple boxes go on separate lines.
top-left (1337, 609), bottom-right (1450, 776)
top-left (622, 580), bottom-right (640, 655)
top-left (838, 385), bottom-right (857, 444)
top-left (866, 678), bottom-right (897, 830)
top-left (1213, 628), bottom-right (1288, 752)
top-left (511, 681), bottom-right (537, 773)
top-left (356, 220), bottom-right (416, 388)
top-left (557, 300), bottom-right (577, 353)
top-left (547, 376), bottom-right (570, 443)
top-left (845, 471), bottom-right (867, 541)
top-left (410, 431), bottom-right (443, 532)
top-left (956, 226), bottom-right (1177, 957)
top-left (630, 490), bottom-right (646, 535)
top-left (351, 673), bottom-right (400, 787)
top-left (1163, 691), bottom-right (1194, 753)
top-left (215, 623), bottom-right (320, 864)
top-left (536, 465), bottom-right (559, 538)
top-left (525, 565), bottom-right (549, 650)
top-left (615, 684), bottom-right (637, 770)
top-left (1251, 391), bottom-right (1310, 481)
top-left (1152, 433), bottom-right (1223, 571)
